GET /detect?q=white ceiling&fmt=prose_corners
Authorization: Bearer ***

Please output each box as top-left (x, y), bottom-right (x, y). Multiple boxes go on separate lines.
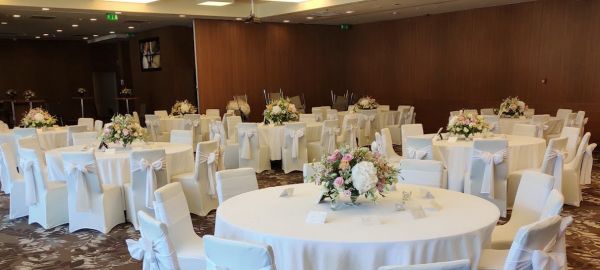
top-left (0, 0), bottom-right (536, 40)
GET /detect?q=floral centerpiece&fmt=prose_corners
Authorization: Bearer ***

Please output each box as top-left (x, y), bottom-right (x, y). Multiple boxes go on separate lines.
top-left (498, 96), bottom-right (526, 118)
top-left (23, 90), bottom-right (35, 101)
top-left (308, 146), bottom-right (399, 209)
top-left (20, 107), bottom-right (57, 128)
top-left (77, 88), bottom-right (87, 97)
top-left (354, 96), bottom-right (379, 110)
top-left (447, 111), bottom-right (489, 139)
top-left (171, 100), bottom-right (197, 116)
top-left (226, 99), bottom-right (251, 120)
top-left (263, 97), bottom-right (298, 125)
top-left (120, 87), bottom-right (133, 96)
top-left (100, 114), bottom-right (146, 148)
top-left (6, 89), bottom-right (17, 100)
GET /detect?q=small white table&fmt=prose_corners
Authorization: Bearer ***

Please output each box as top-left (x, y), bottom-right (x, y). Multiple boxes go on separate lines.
top-left (216, 183), bottom-right (500, 270)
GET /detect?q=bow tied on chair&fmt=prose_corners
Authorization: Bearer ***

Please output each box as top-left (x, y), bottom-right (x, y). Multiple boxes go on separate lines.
top-left (20, 160), bottom-right (38, 206)
top-left (346, 125), bottom-right (358, 149)
top-left (287, 128), bottom-right (305, 159)
top-left (374, 132), bottom-right (385, 156)
top-left (239, 130), bottom-right (256, 160)
top-left (472, 149), bottom-right (507, 199)
top-left (362, 114), bottom-right (377, 137)
top-left (580, 143), bottom-right (596, 184)
top-left (64, 161), bottom-right (97, 212)
top-left (133, 158), bottom-right (165, 209)
top-left (325, 127), bottom-right (340, 154)
top-left (534, 123), bottom-right (549, 138)
top-left (126, 235), bottom-right (177, 270)
top-left (405, 145), bottom-right (432, 160)
top-left (544, 150), bottom-right (566, 192)
top-left (199, 150), bottom-right (219, 198)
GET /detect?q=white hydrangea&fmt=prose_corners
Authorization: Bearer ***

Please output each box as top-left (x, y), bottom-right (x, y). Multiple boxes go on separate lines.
top-left (351, 161), bottom-right (378, 194)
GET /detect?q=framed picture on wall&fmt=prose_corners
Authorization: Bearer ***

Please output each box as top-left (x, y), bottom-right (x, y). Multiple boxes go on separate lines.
top-left (139, 37), bottom-right (161, 71)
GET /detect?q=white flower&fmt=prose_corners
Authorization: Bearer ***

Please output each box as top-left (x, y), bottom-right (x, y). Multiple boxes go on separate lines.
top-left (180, 103), bottom-right (190, 112)
top-left (271, 106), bottom-right (282, 115)
top-left (351, 161), bottom-right (378, 194)
top-left (33, 113), bottom-right (44, 121)
top-left (360, 99), bottom-right (369, 106)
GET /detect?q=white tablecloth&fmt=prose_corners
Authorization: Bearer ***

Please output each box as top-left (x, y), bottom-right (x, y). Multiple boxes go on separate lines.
top-left (35, 127), bottom-right (68, 150)
top-left (45, 142), bottom-right (194, 185)
top-left (159, 118), bottom-right (188, 133)
top-left (428, 134), bottom-right (546, 191)
top-left (497, 118), bottom-right (530, 134)
top-left (258, 123), bottom-right (322, 160)
top-left (215, 183), bottom-right (499, 270)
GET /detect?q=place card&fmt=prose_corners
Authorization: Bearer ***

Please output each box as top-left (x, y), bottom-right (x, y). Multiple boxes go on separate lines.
top-left (406, 201), bottom-right (426, 219)
top-left (305, 211), bottom-right (327, 224)
top-left (421, 200), bottom-right (442, 212)
top-left (420, 188), bottom-right (435, 199)
top-left (359, 215), bottom-right (381, 226)
top-left (279, 187), bottom-right (294, 197)
top-left (447, 136), bottom-right (458, 143)
top-left (394, 202), bottom-right (407, 211)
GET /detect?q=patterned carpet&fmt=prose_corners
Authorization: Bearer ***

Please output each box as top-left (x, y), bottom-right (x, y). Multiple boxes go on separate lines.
top-left (0, 157), bottom-right (598, 269)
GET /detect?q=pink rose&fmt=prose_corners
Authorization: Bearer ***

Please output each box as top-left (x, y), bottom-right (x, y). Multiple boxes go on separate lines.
top-left (327, 154), bottom-right (338, 162)
top-left (334, 177), bottom-right (344, 187)
top-left (342, 154), bottom-right (353, 162)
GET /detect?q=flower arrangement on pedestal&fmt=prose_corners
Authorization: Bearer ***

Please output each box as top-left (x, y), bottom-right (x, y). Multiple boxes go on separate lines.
top-left (21, 107), bottom-right (57, 128)
top-left (308, 146), bottom-right (399, 208)
top-left (77, 88), bottom-right (87, 97)
top-left (498, 96), bottom-right (526, 118)
top-left (447, 111), bottom-right (489, 139)
top-left (100, 114), bottom-right (146, 148)
top-left (226, 99), bottom-right (251, 120)
top-left (6, 89), bottom-right (17, 100)
top-left (354, 96), bottom-right (379, 110)
top-left (23, 90), bottom-right (36, 101)
top-left (263, 97), bottom-right (298, 125)
top-left (171, 100), bottom-right (197, 116)
top-left (120, 87), bottom-right (133, 96)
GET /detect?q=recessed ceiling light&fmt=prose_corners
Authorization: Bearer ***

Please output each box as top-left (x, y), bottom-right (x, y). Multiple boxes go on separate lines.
top-left (235, 17), bottom-right (242, 21)
top-left (83, 37), bottom-right (88, 40)
top-left (283, 20), bottom-right (290, 23)
top-left (115, 11), bottom-right (123, 15)
top-left (72, 24), bottom-right (79, 28)
top-left (104, 0), bottom-right (158, 3)
top-left (392, 11), bottom-right (398, 15)
top-left (128, 26), bottom-right (135, 29)
top-left (93, 34), bottom-right (99, 37)
top-left (43, 33), bottom-right (49, 36)
top-left (13, 14), bottom-right (21, 18)
top-left (35, 36), bottom-right (40, 39)
top-left (197, 0), bottom-right (233, 6)
top-left (90, 18), bottom-right (97, 22)
top-left (0, 22), bottom-right (7, 25)
top-left (109, 31), bottom-right (116, 34)
top-left (56, 29), bottom-right (63, 32)
top-left (306, 16), bottom-right (314, 20)
top-left (42, 7), bottom-right (50, 11)
top-left (345, 10), bottom-right (355, 14)
top-left (179, 14), bottom-right (186, 18)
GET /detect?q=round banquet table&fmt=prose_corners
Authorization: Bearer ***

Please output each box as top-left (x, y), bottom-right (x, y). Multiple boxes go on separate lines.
top-left (45, 142), bottom-right (194, 185)
top-left (34, 127), bottom-right (68, 150)
top-left (497, 118), bottom-right (530, 134)
top-left (159, 115), bottom-right (219, 139)
top-left (258, 122), bottom-right (322, 160)
top-left (215, 183), bottom-right (500, 270)
top-left (426, 134), bottom-right (546, 191)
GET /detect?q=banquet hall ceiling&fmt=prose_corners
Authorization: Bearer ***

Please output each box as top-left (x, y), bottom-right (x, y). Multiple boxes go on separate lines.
top-left (0, 0), bottom-right (535, 40)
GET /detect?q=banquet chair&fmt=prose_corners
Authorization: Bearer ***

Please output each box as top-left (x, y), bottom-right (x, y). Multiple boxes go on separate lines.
top-left (145, 114), bottom-right (167, 142)
top-left (215, 167), bottom-right (258, 204)
top-left (18, 137), bottom-right (45, 166)
top-left (170, 130), bottom-right (194, 149)
top-left (525, 108), bottom-right (535, 118)
top-left (20, 148), bottom-right (68, 229)
top-left (282, 122), bottom-right (308, 173)
top-left (132, 111), bottom-right (141, 124)
top-left (558, 126), bottom-right (581, 163)
top-left (326, 109), bottom-right (339, 121)
top-left (378, 259), bottom-right (470, 270)
top-left (490, 170), bottom-right (556, 249)
top-left (378, 105), bottom-right (390, 111)
top-left (337, 114), bottom-right (359, 149)
top-left (385, 111), bottom-right (403, 145)
top-left (237, 123), bottom-right (269, 172)
top-left (0, 120), bottom-right (9, 132)
top-left (72, 132), bottom-right (98, 146)
top-left (221, 111), bottom-right (234, 141)
top-left (562, 132), bottom-right (591, 206)
top-left (467, 139), bottom-right (509, 217)
top-left (0, 133), bottom-right (20, 188)
top-left (62, 151), bottom-right (124, 233)
top-left (511, 123), bottom-right (537, 137)
top-left (94, 120), bottom-right (103, 133)
top-left (13, 127), bottom-right (37, 139)
top-left (125, 149), bottom-right (168, 229)
top-left (172, 140), bottom-right (221, 216)
top-left (404, 135), bottom-right (434, 160)
top-left (206, 109), bottom-right (220, 118)
top-left (449, 110), bottom-right (461, 117)
top-left (0, 143), bottom-right (27, 219)
top-left (375, 128), bottom-right (402, 164)
top-left (126, 211), bottom-right (180, 270)
top-left (507, 137), bottom-right (567, 206)
top-left (543, 118), bottom-right (566, 141)
top-left (399, 159), bottom-right (445, 188)
top-left (480, 115), bottom-right (499, 134)
top-left (406, 106), bottom-right (416, 124)
top-left (77, 117), bottom-right (94, 131)
top-left (204, 235), bottom-right (275, 270)
top-left (183, 113), bottom-right (202, 145)
top-left (574, 111), bottom-right (586, 129)
top-left (67, 125), bottom-right (88, 146)
top-left (480, 108), bottom-right (495, 115)
top-left (401, 124), bottom-right (424, 156)
top-left (530, 114), bottom-right (551, 137)
top-left (154, 110), bottom-right (169, 119)
top-left (580, 142), bottom-right (597, 185)
top-left (463, 109), bottom-right (478, 115)
top-left (357, 109), bottom-right (378, 146)
top-left (478, 215), bottom-right (567, 270)
top-left (268, 92), bottom-right (281, 101)
top-left (311, 106), bottom-right (330, 122)
top-left (308, 120), bottom-right (338, 162)
top-left (154, 182), bottom-right (206, 270)
top-left (226, 115), bottom-right (242, 144)
top-left (210, 121), bottom-right (239, 170)
top-left (289, 95), bottom-right (305, 113)
top-left (299, 113), bottom-right (317, 123)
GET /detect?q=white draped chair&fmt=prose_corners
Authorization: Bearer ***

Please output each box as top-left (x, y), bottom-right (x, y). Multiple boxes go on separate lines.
top-left (282, 122), bottom-right (308, 173)
top-left (299, 113), bottom-right (317, 123)
top-left (562, 132), bottom-right (591, 206)
top-left (326, 109), bottom-right (339, 122)
top-left (67, 125), bottom-right (88, 146)
top-left (449, 110), bottom-right (460, 117)
top-left (308, 120), bottom-right (338, 162)
top-left (62, 151), bottom-right (124, 233)
top-left (20, 148), bottom-right (68, 229)
top-left (337, 114), bottom-right (359, 150)
top-left (125, 149), bottom-right (168, 230)
top-left (525, 108), bottom-right (535, 118)
top-left (206, 109), bottom-right (220, 118)
top-left (210, 121), bottom-right (239, 170)
top-left (479, 215), bottom-right (568, 270)
top-left (490, 170), bottom-right (556, 249)
top-left (544, 118), bottom-right (566, 141)
top-left (482, 115), bottom-right (500, 134)
top-left (357, 109), bottom-right (378, 146)
top-left (467, 139), bottom-right (509, 217)
top-left (400, 106), bottom-right (415, 125)
top-left (386, 111), bottom-right (402, 145)
top-left (0, 134), bottom-right (19, 192)
top-left (154, 110), bottom-right (169, 119)
top-left (77, 117), bottom-right (94, 131)
top-left (132, 111), bottom-right (141, 124)
top-left (404, 136), bottom-right (433, 160)
top-left (226, 115), bottom-right (242, 144)
top-left (94, 120), bottom-right (103, 134)
top-left (72, 132), bottom-right (98, 146)
top-left (215, 167), bottom-right (258, 204)
top-left (559, 127), bottom-right (581, 163)
top-left (378, 259), bottom-right (470, 270)
top-left (530, 114), bottom-right (551, 138)
top-left (401, 124), bottom-right (424, 156)
top-left (18, 137), bottom-right (45, 166)
top-left (480, 108), bottom-right (495, 115)
top-left (580, 142), bottom-right (597, 185)
top-left (0, 120), bottom-right (9, 132)
top-left (508, 137), bottom-right (567, 206)
top-left (555, 108), bottom-right (572, 123)
top-left (127, 211), bottom-right (180, 270)
top-left (183, 113), bottom-right (202, 145)
top-left (237, 123), bottom-right (270, 173)
top-left (204, 235), bottom-right (275, 270)
top-left (13, 127), bottom-right (37, 139)
top-left (0, 143), bottom-right (27, 219)
top-left (311, 106), bottom-right (330, 122)
top-left (374, 128), bottom-right (402, 164)
top-left (399, 159), bottom-right (445, 188)
top-left (511, 123), bottom-right (537, 137)
top-left (154, 182), bottom-right (206, 270)
top-left (463, 109), bottom-right (478, 115)
top-left (145, 114), bottom-right (167, 142)
top-left (172, 140), bottom-right (221, 217)
top-left (170, 130), bottom-right (194, 149)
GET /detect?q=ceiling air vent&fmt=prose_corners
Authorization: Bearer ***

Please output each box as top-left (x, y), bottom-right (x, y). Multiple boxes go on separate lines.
top-left (29, 15), bottom-right (56, 20)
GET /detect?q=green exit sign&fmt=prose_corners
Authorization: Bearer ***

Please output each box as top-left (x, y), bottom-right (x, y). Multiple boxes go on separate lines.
top-left (106, 13), bottom-right (119, 21)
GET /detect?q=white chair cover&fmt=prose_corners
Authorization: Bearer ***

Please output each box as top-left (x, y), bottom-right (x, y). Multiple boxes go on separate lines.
top-left (77, 118), bottom-right (94, 131)
top-left (67, 125), bottom-right (89, 146)
top-left (512, 124), bottom-right (538, 137)
top-left (0, 143), bottom-right (27, 219)
top-left (13, 127), bottom-right (37, 139)
top-left (226, 115), bottom-right (242, 143)
top-left (21, 159), bottom-right (38, 206)
top-left (531, 115), bottom-right (551, 138)
top-left (209, 121), bottom-right (228, 146)
top-left (480, 108), bottom-right (495, 115)
top-left (72, 132), bottom-right (98, 146)
top-left (132, 157), bottom-right (165, 209)
top-left (482, 115), bottom-right (500, 133)
top-left (204, 235), bottom-right (274, 270)
top-left (198, 145), bottom-right (220, 198)
top-left (127, 149), bottom-right (168, 229)
top-left (338, 114), bottom-right (359, 149)
top-left (559, 127), bottom-right (581, 163)
top-left (580, 143), bottom-right (597, 184)
top-left (471, 148), bottom-right (507, 199)
top-left (469, 139), bottom-right (509, 216)
top-left (154, 110), bottom-right (169, 119)
top-left (237, 123), bottom-right (270, 173)
top-left (562, 132), bottom-right (590, 206)
top-left (239, 129), bottom-right (257, 160)
top-left (543, 149), bottom-right (566, 192)
top-left (287, 127), bottom-right (305, 159)
top-left (170, 130), bottom-right (194, 149)
top-left (299, 113), bottom-right (317, 123)
top-left (404, 136), bottom-right (434, 160)
top-left (63, 159), bottom-right (98, 212)
top-left (555, 109), bottom-right (572, 121)
top-left (215, 167), bottom-right (258, 204)
top-left (282, 122), bottom-right (308, 173)
top-left (127, 211), bottom-right (180, 270)
top-left (145, 115), bottom-right (161, 142)
top-left (323, 123), bottom-right (340, 155)
top-left (401, 124), bottom-right (424, 156)
top-left (399, 159), bottom-right (444, 188)
top-left (206, 109), bottom-right (220, 118)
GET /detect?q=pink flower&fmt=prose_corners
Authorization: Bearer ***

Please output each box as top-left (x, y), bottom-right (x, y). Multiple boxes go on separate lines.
top-left (342, 154), bottom-right (353, 162)
top-left (334, 177), bottom-right (344, 187)
top-left (339, 160), bottom-right (350, 170)
top-left (327, 154), bottom-right (338, 162)
top-left (343, 190), bottom-right (351, 196)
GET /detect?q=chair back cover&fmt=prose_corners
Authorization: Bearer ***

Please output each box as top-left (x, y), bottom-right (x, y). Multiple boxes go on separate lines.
top-left (77, 118), bottom-right (94, 131)
top-left (555, 109), bottom-right (572, 120)
top-left (183, 113), bottom-right (201, 130)
top-left (463, 109), bottom-right (478, 115)
top-left (67, 125), bottom-right (88, 146)
top-left (94, 120), bottom-right (104, 133)
top-left (18, 137), bottom-right (45, 165)
top-left (282, 122), bottom-right (308, 173)
top-left (215, 167), bottom-right (258, 204)
top-left (299, 114), bottom-right (317, 123)
top-left (480, 108), bottom-right (495, 115)
top-left (209, 121), bottom-right (227, 146)
top-left (340, 114), bottom-right (359, 149)
top-left (377, 105), bottom-right (390, 112)
top-left (127, 211), bottom-right (180, 270)
top-left (0, 134), bottom-right (20, 166)
top-left (204, 235), bottom-right (274, 270)
top-left (132, 111), bottom-right (141, 124)
top-left (580, 140), bottom-right (596, 185)
top-left (194, 140), bottom-right (222, 199)
top-left (226, 116), bottom-right (242, 143)
top-left (320, 120), bottom-right (339, 155)
top-left (154, 110), bottom-right (168, 119)
top-left (19, 148), bottom-right (48, 207)
top-left (145, 114), bottom-right (160, 142)
top-left (574, 111), bottom-right (586, 128)
top-left (170, 130), bottom-right (194, 149)
top-left (399, 159), bottom-right (444, 188)
top-left (449, 110), bottom-right (460, 117)
top-left (206, 109), bottom-right (220, 118)
top-left (540, 189), bottom-right (564, 220)
top-left (358, 109), bottom-right (378, 140)
top-left (62, 151), bottom-right (103, 212)
top-left (13, 127), bottom-right (38, 139)
top-left (72, 132), bottom-right (98, 146)
top-left (482, 115), bottom-right (500, 133)
top-left (130, 149), bottom-right (168, 209)
top-left (237, 123), bottom-right (262, 170)
top-left (0, 142), bottom-right (22, 193)
top-left (511, 124), bottom-right (537, 137)
top-left (503, 215), bottom-right (563, 270)
top-left (401, 124), bottom-right (424, 155)
top-left (541, 137), bottom-right (568, 191)
top-left (404, 135), bottom-right (434, 160)
top-left (326, 109), bottom-right (339, 121)
top-left (512, 170), bottom-right (555, 226)
top-left (559, 127), bottom-right (581, 163)
top-left (469, 139), bottom-right (509, 213)
top-left (378, 259), bottom-right (470, 270)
